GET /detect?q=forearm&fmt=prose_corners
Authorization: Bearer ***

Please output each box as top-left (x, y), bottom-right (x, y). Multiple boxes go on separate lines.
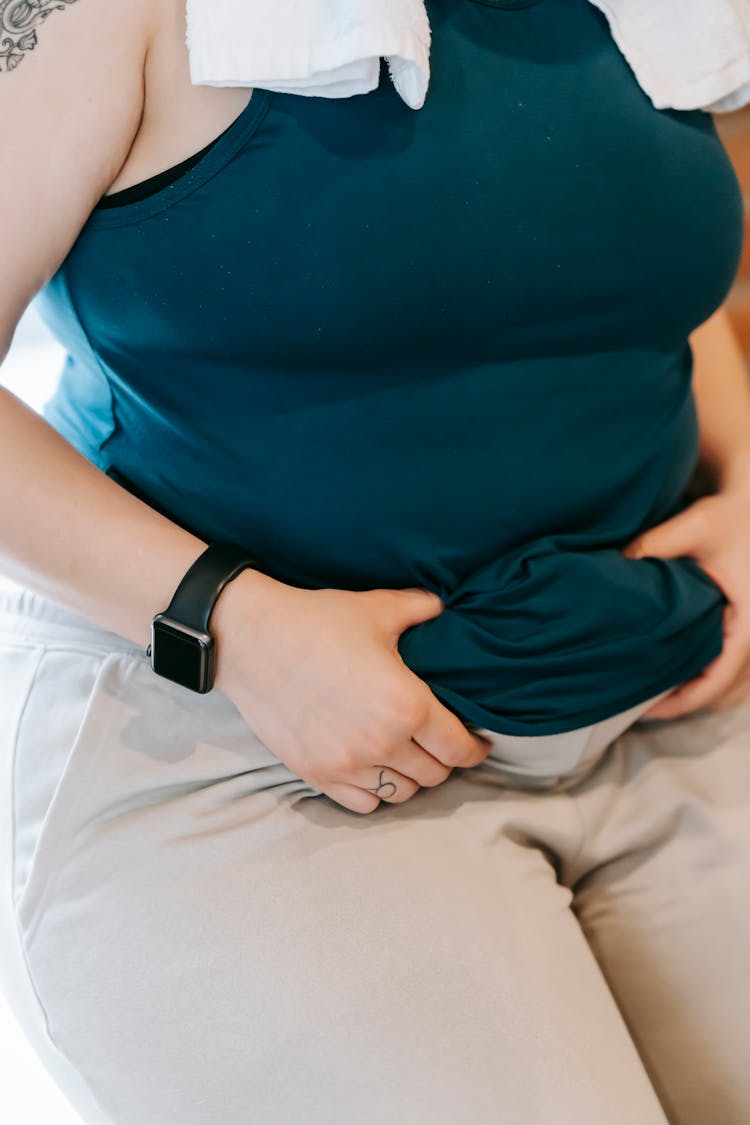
top-left (0, 384), bottom-right (280, 675)
top-left (689, 303), bottom-right (750, 491)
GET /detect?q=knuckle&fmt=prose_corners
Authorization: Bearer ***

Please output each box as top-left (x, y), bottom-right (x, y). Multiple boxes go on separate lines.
top-left (469, 737), bottom-right (493, 763)
top-left (386, 779), bottom-right (420, 804)
top-left (330, 744), bottom-right (362, 776)
top-left (371, 735), bottom-right (399, 763)
top-left (412, 757), bottom-right (452, 786)
top-left (468, 746), bottom-right (491, 769)
top-left (418, 770), bottom-right (450, 789)
top-left (437, 744), bottom-right (464, 768)
top-left (428, 763), bottom-right (453, 786)
top-left (453, 742), bottom-right (486, 768)
top-left (388, 693), bottom-right (426, 730)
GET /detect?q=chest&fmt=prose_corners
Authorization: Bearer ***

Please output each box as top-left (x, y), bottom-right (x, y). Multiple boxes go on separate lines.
top-left (47, 0), bottom-right (744, 388)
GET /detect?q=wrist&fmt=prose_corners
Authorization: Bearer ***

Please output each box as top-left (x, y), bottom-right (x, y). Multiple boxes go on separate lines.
top-left (210, 565), bottom-right (290, 695)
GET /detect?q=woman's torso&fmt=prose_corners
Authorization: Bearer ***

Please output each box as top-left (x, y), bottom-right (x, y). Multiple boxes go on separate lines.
top-left (31, 0), bottom-right (745, 733)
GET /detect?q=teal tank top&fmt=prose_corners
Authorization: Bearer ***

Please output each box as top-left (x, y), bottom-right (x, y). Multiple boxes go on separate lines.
top-left (33, 0), bottom-right (744, 735)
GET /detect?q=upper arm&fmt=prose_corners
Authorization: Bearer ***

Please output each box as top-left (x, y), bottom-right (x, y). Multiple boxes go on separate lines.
top-left (0, 0), bottom-right (155, 356)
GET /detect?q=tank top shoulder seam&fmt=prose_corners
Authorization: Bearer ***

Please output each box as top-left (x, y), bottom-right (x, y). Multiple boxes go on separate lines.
top-left (83, 87), bottom-right (275, 231)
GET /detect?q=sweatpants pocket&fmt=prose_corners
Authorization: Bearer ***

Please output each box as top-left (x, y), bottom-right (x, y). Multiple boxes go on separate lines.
top-left (8, 644), bottom-right (118, 941)
top-left (8, 641), bottom-right (326, 950)
top-left (0, 641), bottom-right (47, 995)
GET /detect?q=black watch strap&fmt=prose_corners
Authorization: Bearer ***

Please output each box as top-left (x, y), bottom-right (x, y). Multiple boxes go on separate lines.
top-left (163, 542), bottom-right (262, 632)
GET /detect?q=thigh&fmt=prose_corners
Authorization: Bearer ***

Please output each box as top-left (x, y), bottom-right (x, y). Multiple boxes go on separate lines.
top-left (566, 697), bottom-right (750, 1125)
top-left (2, 633), bottom-right (669, 1124)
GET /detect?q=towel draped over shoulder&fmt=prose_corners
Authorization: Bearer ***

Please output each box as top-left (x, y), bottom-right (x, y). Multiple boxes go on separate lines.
top-left (185, 0), bottom-right (750, 113)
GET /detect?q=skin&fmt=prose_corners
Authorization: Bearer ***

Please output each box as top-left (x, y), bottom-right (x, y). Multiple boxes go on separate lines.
top-left (622, 308), bottom-right (750, 717)
top-left (0, 0), bottom-right (80, 73)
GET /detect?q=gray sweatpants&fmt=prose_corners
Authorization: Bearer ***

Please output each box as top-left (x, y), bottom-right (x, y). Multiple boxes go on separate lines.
top-left (1, 572), bottom-right (749, 1125)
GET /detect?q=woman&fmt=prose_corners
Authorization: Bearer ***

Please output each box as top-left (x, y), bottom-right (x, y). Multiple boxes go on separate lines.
top-left (1, 0), bottom-right (750, 1121)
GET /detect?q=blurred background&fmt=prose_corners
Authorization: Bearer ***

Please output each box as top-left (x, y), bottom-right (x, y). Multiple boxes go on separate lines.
top-left (716, 108), bottom-right (750, 359)
top-left (1, 300), bottom-right (67, 414)
top-left (1, 104), bottom-right (750, 1124)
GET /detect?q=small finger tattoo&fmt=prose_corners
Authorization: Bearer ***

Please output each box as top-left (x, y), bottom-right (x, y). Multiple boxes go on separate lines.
top-left (365, 769), bottom-right (398, 800)
top-left (1, 0), bottom-right (80, 74)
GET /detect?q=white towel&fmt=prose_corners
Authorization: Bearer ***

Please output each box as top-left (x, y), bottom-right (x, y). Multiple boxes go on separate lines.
top-left (185, 0), bottom-right (750, 114)
top-left (587, 0), bottom-right (750, 113)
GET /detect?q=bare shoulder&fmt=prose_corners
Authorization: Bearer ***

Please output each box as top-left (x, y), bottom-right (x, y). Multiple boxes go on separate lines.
top-left (0, 0), bottom-right (157, 351)
top-left (0, 0), bottom-right (156, 74)
top-left (0, 0), bottom-right (78, 73)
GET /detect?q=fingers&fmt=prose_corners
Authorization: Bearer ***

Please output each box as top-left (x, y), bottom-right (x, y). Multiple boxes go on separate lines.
top-left (320, 768), bottom-right (419, 814)
top-left (377, 738), bottom-right (453, 789)
top-left (319, 781), bottom-right (383, 815)
top-left (642, 602), bottom-right (750, 718)
top-left (321, 756), bottom-right (437, 814)
top-left (311, 697), bottom-right (494, 815)
top-left (414, 697), bottom-right (494, 771)
top-left (358, 764), bottom-right (421, 804)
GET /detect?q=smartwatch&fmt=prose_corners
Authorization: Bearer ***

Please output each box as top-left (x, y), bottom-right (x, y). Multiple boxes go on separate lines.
top-left (146, 541), bottom-right (263, 693)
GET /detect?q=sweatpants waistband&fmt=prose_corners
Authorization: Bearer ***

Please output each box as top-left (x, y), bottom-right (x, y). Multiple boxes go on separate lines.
top-left (0, 570), bottom-right (671, 787)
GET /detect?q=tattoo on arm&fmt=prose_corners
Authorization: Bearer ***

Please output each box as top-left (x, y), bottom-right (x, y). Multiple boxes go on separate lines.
top-left (1, 0), bottom-right (79, 73)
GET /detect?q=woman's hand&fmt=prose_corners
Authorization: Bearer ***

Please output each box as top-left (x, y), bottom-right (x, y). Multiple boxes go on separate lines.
top-left (212, 574), bottom-right (492, 814)
top-left (620, 479), bottom-right (750, 718)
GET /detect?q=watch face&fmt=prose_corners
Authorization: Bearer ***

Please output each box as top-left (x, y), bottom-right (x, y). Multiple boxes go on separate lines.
top-left (151, 617), bottom-right (214, 692)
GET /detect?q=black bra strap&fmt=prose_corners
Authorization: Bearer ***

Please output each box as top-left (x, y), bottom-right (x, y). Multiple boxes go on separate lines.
top-left (96, 121), bottom-right (234, 209)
